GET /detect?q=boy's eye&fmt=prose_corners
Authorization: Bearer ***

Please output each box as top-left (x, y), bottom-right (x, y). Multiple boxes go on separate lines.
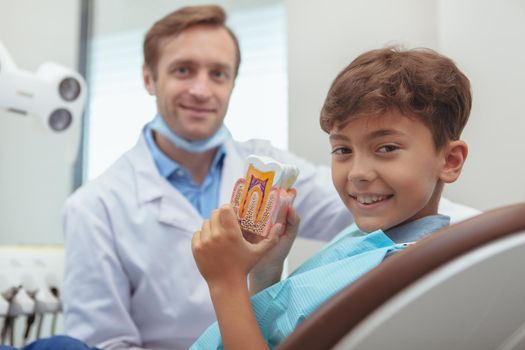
top-left (331, 147), bottom-right (352, 155)
top-left (377, 144), bottom-right (399, 153)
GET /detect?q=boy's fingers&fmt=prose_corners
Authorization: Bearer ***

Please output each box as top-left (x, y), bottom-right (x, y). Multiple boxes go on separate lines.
top-left (209, 209), bottom-right (221, 237)
top-left (286, 206), bottom-right (300, 226)
top-left (274, 188), bottom-right (297, 228)
top-left (285, 206), bottom-right (300, 238)
top-left (268, 223), bottom-right (283, 240)
top-left (275, 201), bottom-right (289, 227)
top-left (253, 223), bottom-right (281, 254)
top-left (218, 204), bottom-right (241, 233)
top-left (286, 188), bottom-right (297, 202)
top-left (191, 230), bottom-right (201, 253)
top-left (201, 219), bottom-right (211, 240)
top-left (253, 236), bottom-right (279, 256)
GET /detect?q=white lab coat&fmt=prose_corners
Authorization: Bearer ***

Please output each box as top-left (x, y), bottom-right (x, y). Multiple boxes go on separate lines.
top-left (62, 134), bottom-right (354, 350)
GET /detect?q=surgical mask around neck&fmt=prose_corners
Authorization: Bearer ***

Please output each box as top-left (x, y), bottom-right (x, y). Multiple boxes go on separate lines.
top-left (149, 113), bottom-right (231, 153)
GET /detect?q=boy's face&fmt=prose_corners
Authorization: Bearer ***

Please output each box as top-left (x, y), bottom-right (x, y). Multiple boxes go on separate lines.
top-left (330, 110), bottom-right (449, 233)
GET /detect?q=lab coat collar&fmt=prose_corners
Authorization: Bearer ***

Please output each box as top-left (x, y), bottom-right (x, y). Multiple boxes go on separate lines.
top-left (218, 138), bottom-right (245, 206)
top-left (126, 131), bottom-right (245, 230)
top-left (128, 132), bottom-right (202, 230)
top-left (130, 132), bottom-right (170, 203)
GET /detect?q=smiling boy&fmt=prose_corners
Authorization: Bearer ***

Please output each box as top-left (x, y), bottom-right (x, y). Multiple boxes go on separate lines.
top-left (191, 46), bottom-right (471, 349)
top-left (324, 48), bottom-right (469, 234)
top-left (329, 110), bottom-right (466, 233)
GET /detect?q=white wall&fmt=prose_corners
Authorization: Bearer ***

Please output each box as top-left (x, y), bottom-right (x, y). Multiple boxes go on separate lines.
top-left (287, 0), bottom-right (439, 166)
top-left (437, 0), bottom-right (525, 210)
top-left (0, 0), bottom-right (81, 244)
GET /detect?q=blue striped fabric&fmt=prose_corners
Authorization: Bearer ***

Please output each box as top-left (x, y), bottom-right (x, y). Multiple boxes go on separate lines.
top-left (191, 224), bottom-right (400, 349)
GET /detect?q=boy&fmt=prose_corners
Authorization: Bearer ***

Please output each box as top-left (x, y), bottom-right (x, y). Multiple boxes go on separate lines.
top-left (190, 46), bottom-right (471, 349)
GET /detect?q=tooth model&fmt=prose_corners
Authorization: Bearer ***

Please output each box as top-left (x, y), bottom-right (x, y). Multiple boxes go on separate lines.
top-left (230, 155), bottom-right (299, 237)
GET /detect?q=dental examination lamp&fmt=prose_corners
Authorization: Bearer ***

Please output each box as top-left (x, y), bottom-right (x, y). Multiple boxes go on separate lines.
top-left (0, 41), bottom-right (86, 163)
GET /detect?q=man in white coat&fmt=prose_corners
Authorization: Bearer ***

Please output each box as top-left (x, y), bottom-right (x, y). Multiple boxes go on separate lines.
top-left (62, 5), bottom-right (478, 350)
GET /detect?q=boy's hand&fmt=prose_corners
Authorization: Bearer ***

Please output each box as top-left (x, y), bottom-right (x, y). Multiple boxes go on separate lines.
top-left (249, 192), bottom-right (301, 294)
top-left (192, 204), bottom-right (281, 288)
top-left (251, 203), bottom-right (300, 270)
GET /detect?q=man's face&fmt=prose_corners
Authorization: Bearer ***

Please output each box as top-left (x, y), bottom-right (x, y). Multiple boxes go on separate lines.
top-left (330, 111), bottom-right (448, 233)
top-left (143, 25), bottom-right (237, 141)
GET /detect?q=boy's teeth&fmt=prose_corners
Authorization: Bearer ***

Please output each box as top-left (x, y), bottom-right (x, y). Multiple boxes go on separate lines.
top-left (356, 195), bottom-right (388, 204)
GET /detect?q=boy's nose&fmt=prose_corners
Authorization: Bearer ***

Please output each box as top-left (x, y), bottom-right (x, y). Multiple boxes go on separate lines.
top-left (347, 157), bottom-right (376, 185)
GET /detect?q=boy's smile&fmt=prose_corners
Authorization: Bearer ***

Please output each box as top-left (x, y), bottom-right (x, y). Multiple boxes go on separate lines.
top-left (330, 110), bottom-right (448, 233)
top-left (349, 193), bottom-right (394, 206)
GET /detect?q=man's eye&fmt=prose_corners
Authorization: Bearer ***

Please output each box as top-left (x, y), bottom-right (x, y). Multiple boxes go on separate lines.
top-left (211, 70), bottom-right (228, 81)
top-left (331, 147), bottom-right (352, 155)
top-left (377, 145), bottom-right (399, 153)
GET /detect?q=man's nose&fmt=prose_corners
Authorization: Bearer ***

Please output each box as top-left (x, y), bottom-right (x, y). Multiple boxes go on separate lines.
top-left (347, 156), bottom-right (376, 185)
top-left (188, 73), bottom-right (212, 100)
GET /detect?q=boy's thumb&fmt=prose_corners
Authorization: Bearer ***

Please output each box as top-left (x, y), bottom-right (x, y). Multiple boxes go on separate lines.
top-left (260, 223), bottom-right (282, 250)
top-left (219, 204), bottom-right (240, 231)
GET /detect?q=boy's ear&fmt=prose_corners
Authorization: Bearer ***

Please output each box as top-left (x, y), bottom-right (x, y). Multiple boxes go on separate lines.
top-left (143, 64), bottom-right (156, 96)
top-left (439, 140), bottom-right (468, 183)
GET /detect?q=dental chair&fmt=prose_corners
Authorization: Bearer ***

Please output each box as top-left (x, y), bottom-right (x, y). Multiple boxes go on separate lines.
top-left (278, 202), bottom-right (525, 350)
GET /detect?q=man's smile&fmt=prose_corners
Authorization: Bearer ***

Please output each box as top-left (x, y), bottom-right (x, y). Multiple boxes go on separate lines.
top-left (179, 103), bottom-right (216, 114)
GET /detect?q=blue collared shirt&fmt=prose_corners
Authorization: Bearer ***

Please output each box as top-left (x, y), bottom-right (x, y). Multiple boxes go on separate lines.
top-left (144, 124), bottom-right (226, 219)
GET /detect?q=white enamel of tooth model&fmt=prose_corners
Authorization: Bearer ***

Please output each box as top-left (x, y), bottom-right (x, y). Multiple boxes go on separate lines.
top-left (245, 155), bottom-right (299, 190)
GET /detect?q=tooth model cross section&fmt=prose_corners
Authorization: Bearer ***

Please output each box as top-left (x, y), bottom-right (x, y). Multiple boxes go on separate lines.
top-left (230, 155), bottom-right (299, 237)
